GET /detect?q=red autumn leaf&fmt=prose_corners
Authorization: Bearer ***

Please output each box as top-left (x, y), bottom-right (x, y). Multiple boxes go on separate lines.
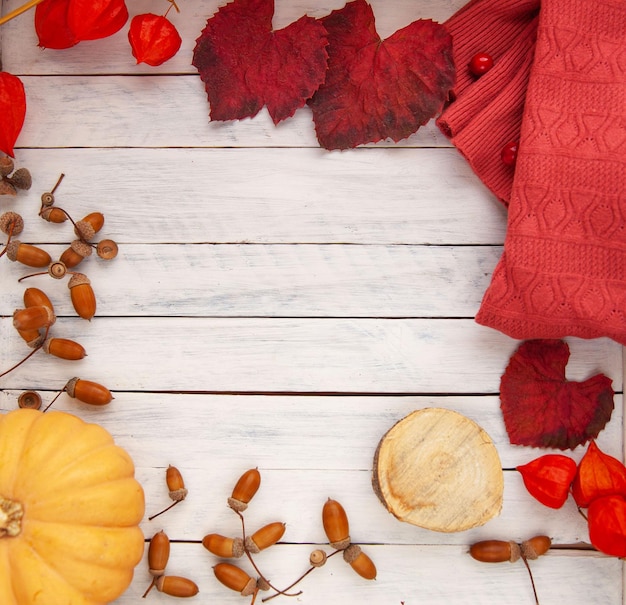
top-left (0, 72), bottom-right (27, 158)
top-left (68, 0), bottom-right (129, 42)
top-left (308, 0), bottom-right (455, 150)
top-left (35, 0), bottom-right (78, 49)
top-left (129, 14), bottom-right (182, 67)
top-left (517, 454), bottom-right (577, 509)
top-left (571, 441), bottom-right (626, 508)
top-left (587, 495), bottom-right (626, 557)
top-left (500, 339), bottom-right (614, 450)
top-left (192, 0), bottom-right (328, 124)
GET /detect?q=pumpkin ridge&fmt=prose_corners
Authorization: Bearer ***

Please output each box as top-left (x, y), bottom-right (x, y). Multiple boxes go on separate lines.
top-left (0, 409), bottom-right (41, 496)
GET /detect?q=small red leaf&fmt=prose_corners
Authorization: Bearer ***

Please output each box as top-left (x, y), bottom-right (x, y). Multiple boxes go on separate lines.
top-left (517, 454), bottom-right (577, 509)
top-left (571, 441), bottom-right (626, 508)
top-left (587, 495), bottom-right (626, 557)
top-left (308, 0), bottom-right (455, 150)
top-left (192, 0), bottom-right (329, 124)
top-left (129, 14), bottom-right (182, 67)
top-left (0, 72), bottom-right (27, 158)
top-left (68, 0), bottom-right (129, 42)
top-left (35, 0), bottom-right (78, 49)
top-left (500, 340), bottom-right (614, 450)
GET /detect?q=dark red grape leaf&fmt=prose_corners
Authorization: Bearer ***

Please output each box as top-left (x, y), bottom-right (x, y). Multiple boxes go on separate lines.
top-left (0, 72), bottom-right (26, 158)
top-left (192, 0), bottom-right (328, 124)
top-left (308, 0), bottom-right (455, 150)
top-left (500, 340), bottom-right (614, 450)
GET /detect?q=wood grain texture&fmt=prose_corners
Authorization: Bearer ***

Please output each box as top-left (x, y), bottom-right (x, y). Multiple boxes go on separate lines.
top-left (1, 0), bottom-right (624, 602)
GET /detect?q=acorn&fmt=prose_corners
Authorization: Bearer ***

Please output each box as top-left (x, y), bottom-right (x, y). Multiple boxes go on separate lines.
top-left (75, 212), bottom-right (104, 241)
top-left (148, 466), bottom-right (188, 520)
top-left (244, 522), bottom-right (286, 553)
top-left (6, 240), bottom-right (52, 267)
top-left (7, 167), bottom-right (32, 190)
top-left (0, 156), bottom-right (14, 177)
top-left (469, 540), bottom-right (522, 563)
top-left (23, 287), bottom-right (54, 312)
top-left (322, 499), bottom-right (350, 550)
top-left (0, 211), bottom-right (24, 235)
top-left (96, 239), bottom-right (118, 260)
top-left (13, 305), bottom-right (55, 331)
top-left (521, 536), bottom-right (551, 560)
top-left (202, 533), bottom-right (244, 558)
top-left (309, 549), bottom-right (327, 567)
top-left (68, 272), bottom-right (96, 320)
top-left (228, 468), bottom-right (261, 512)
top-left (18, 391), bottom-right (42, 410)
top-left (40, 207), bottom-right (68, 223)
top-left (60, 239), bottom-right (92, 268)
top-left (155, 576), bottom-right (199, 598)
top-left (16, 327), bottom-right (44, 348)
top-left (213, 563), bottom-right (257, 597)
top-left (0, 180), bottom-right (16, 196)
top-left (343, 544), bottom-right (377, 580)
top-left (64, 377), bottom-right (113, 405)
top-left (43, 338), bottom-right (87, 360)
top-left (148, 530), bottom-right (170, 576)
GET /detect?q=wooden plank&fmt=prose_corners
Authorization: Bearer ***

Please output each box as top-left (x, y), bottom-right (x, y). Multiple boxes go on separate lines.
top-left (0, 244), bottom-right (503, 317)
top-left (1, 318), bottom-right (622, 393)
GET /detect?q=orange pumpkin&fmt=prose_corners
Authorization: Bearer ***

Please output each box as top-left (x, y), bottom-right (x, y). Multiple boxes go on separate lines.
top-left (0, 408), bottom-right (145, 604)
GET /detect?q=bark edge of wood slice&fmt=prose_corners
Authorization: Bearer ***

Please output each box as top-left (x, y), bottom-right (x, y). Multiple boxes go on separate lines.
top-left (372, 407), bottom-right (504, 533)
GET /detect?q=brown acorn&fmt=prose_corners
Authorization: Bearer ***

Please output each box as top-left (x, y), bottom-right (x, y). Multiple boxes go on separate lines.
top-left (0, 211), bottom-right (24, 235)
top-left (23, 287), bottom-right (54, 312)
top-left (155, 576), bottom-right (199, 598)
top-left (18, 391), bottom-right (42, 410)
top-left (40, 207), bottom-right (68, 223)
top-left (75, 212), bottom-right (104, 241)
top-left (202, 533), bottom-right (244, 558)
top-left (13, 305), bottom-right (55, 331)
top-left (166, 465), bottom-right (188, 502)
top-left (68, 272), bottom-right (96, 320)
top-left (213, 563), bottom-right (257, 596)
top-left (60, 239), bottom-right (92, 268)
top-left (322, 499), bottom-right (350, 550)
top-left (521, 535), bottom-right (551, 560)
top-left (469, 540), bottom-right (521, 563)
top-left (343, 544), bottom-right (377, 580)
top-left (148, 530), bottom-right (170, 576)
top-left (0, 156), bottom-right (14, 177)
top-left (16, 327), bottom-right (44, 348)
top-left (6, 241), bottom-right (52, 267)
top-left (96, 239), bottom-right (118, 260)
top-left (64, 377), bottom-right (113, 405)
top-left (244, 522), bottom-right (286, 553)
top-left (8, 167), bottom-right (32, 190)
top-left (228, 468), bottom-right (261, 512)
top-left (0, 180), bottom-right (16, 196)
top-left (43, 338), bottom-right (87, 360)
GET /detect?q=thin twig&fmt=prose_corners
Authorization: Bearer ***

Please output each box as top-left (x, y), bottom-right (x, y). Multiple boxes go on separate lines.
top-left (0, 0), bottom-right (46, 27)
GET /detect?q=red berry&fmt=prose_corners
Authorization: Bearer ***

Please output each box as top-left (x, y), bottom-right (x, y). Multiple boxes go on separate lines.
top-left (501, 141), bottom-right (518, 167)
top-left (468, 52), bottom-right (494, 77)
top-left (128, 14), bottom-right (182, 67)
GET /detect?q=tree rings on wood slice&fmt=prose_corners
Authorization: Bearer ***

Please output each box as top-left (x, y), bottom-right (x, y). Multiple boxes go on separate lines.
top-left (372, 408), bottom-right (503, 532)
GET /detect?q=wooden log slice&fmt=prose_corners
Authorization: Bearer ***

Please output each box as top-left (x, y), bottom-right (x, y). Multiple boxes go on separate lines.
top-left (372, 408), bottom-right (504, 532)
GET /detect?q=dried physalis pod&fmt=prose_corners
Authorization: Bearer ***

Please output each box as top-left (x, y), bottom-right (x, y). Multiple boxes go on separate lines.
top-left (67, 272), bottom-right (96, 320)
top-left (23, 287), bottom-right (54, 311)
top-left (96, 239), bottom-right (118, 260)
top-left (75, 212), bottom-right (104, 241)
top-left (43, 337), bottom-right (87, 360)
top-left (322, 499), bottom-right (351, 550)
top-left (13, 305), bottom-right (55, 331)
top-left (521, 535), bottom-right (551, 560)
top-left (244, 522), bottom-right (286, 554)
top-left (65, 376), bottom-right (113, 406)
top-left (343, 544), bottom-right (377, 580)
top-left (6, 241), bottom-right (52, 268)
top-left (148, 466), bottom-right (188, 520)
top-left (202, 534), bottom-right (245, 558)
top-left (7, 168), bottom-right (32, 191)
top-left (40, 206), bottom-right (68, 223)
top-left (18, 391), bottom-right (42, 410)
top-left (60, 239), bottom-right (92, 268)
top-left (228, 468), bottom-right (261, 512)
top-left (213, 563), bottom-right (257, 597)
top-left (309, 549), bottom-right (327, 568)
top-left (155, 576), bottom-right (199, 598)
top-left (469, 540), bottom-right (522, 563)
top-left (0, 211), bottom-right (24, 236)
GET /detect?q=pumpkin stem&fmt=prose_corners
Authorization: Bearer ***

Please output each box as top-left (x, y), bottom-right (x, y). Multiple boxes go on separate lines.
top-left (0, 496), bottom-right (23, 537)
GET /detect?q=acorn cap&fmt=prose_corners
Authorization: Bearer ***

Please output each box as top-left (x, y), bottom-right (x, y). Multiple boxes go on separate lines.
top-left (67, 272), bottom-right (91, 288)
top-left (0, 156), bottom-right (14, 177)
top-left (64, 377), bottom-right (80, 399)
top-left (74, 220), bottom-right (96, 241)
top-left (0, 211), bottom-right (24, 235)
top-left (70, 239), bottom-right (93, 258)
top-left (0, 180), bottom-right (17, 196)
top-left (8, 168), bottom-right (32, 190)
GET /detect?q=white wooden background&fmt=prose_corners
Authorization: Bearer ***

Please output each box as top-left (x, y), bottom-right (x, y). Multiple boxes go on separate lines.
top-left (0, 0), bottom-right (624, 603)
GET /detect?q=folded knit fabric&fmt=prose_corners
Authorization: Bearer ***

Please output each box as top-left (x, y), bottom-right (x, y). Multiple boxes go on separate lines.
top-left (439, 0), bottom-right (626, 345)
